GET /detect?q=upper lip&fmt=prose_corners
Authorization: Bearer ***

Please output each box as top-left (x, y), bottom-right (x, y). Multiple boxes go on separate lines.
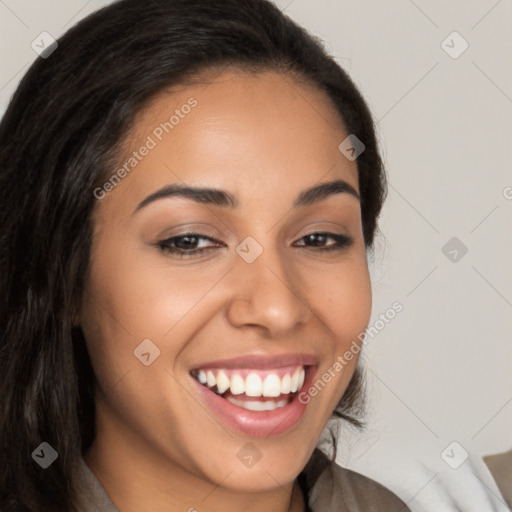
top-left (190, 353), bottom-right (318, 370)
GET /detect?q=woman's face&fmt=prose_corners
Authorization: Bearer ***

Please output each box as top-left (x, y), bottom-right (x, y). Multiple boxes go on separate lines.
top-left (80, 70), bottom-right (372, 503)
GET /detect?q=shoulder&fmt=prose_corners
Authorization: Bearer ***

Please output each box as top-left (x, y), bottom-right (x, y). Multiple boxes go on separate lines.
top-left (484, 449), bottom-right (512, 509)
top-left (304, 449), bottom-right (410, 512)
top-left (74, 456), bottom-right (119, 512)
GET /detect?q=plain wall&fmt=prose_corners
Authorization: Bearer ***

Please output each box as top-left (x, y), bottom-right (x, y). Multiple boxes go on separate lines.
top-left (1, 0), bottom-right (510, 496)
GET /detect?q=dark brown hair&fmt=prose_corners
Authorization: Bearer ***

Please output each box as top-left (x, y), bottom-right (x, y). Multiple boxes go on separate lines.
top-left (0, 0), bottom-right (386, 510)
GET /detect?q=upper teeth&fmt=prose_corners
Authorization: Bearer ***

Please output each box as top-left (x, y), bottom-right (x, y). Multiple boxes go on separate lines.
top-left (195, 367), bottom-right (306, 397)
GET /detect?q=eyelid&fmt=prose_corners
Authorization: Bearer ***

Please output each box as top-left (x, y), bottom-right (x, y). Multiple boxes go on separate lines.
top-left (158, 232), bottom-right (224, 247)
top-left (156, 232), bottom-right (225, 255)
top-left (156, 223), bottom-right (225, 240)
top-left (293, 231), bottom-right (353, 248)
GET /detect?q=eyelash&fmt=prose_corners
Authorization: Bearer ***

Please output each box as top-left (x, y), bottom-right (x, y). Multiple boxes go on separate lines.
top-left (157, 231), bottom-right (353, 258)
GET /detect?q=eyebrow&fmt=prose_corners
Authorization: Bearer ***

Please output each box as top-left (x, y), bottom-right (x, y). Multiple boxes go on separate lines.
top-left (134, 179), bottom-right (360, 213)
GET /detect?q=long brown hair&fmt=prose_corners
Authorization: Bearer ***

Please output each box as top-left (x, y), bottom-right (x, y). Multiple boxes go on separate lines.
top-left (0, 1), bottom-right (386, 510)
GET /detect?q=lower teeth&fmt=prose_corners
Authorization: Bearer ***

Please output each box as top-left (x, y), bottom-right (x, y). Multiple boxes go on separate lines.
top-left (225, 396), bottom-right (290, 411)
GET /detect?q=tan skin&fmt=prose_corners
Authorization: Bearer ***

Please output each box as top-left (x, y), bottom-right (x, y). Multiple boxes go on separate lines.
top-left (80, 70), bottom-right (372, 512)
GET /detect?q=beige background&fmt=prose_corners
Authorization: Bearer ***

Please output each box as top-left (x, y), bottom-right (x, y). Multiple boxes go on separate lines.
top-left (1, 0), bottom-right (511, 503)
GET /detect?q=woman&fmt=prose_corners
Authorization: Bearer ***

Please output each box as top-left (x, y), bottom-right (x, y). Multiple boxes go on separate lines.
top-left (0, 0), bottom-right (410, 510)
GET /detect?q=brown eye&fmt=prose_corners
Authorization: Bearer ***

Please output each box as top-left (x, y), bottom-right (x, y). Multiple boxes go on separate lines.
top-left (157, 233), bottom-right (224, 258)
top-left (294, 232), bottom-right (353, 252)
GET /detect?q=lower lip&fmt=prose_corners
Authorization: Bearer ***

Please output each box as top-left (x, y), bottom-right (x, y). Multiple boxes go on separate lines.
top-left (191, 368), bottom-right (317, 437)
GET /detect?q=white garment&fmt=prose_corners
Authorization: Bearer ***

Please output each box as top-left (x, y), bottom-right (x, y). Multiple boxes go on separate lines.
top-left (345, 446), bottom-right (510, 511)
top-left (392, 452), bottom-right (509, 512)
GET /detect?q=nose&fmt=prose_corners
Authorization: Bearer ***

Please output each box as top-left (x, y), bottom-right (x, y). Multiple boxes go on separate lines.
top-left (224, 242), bottom-right (313, 337)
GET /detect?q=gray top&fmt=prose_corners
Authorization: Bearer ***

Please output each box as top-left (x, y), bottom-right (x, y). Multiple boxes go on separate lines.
top-left (75, 449), bottom-right (410, 511)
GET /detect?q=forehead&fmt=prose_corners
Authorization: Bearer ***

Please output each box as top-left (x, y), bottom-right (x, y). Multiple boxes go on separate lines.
top-left (100, 70), bottom-right (358, 215)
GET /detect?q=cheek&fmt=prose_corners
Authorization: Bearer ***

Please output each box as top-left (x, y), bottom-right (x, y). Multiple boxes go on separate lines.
top-left (298, 254), bottom-right (371, 407)
top-left (83, 238), bottom-right (227, 339)
top-left (303, 255), bottom-right (372, 346)
top-left (79, 235), bottom-right (234, 395)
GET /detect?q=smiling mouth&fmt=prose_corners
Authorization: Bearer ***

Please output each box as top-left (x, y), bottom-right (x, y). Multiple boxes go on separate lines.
top-left (190, 365), bottom-right (306, 411)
